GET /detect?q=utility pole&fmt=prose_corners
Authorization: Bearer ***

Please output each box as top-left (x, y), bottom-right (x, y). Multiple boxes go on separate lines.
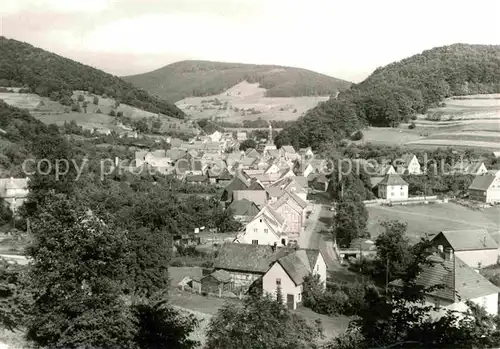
top-left (385, 257), bottom-right (389, 293)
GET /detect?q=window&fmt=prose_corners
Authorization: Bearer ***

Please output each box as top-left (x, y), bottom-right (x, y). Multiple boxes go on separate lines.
top-left (276, 278), bottom-right (281, 285)
top-left (264, 228), bottom-right (268, 233)
top-left (316, 264), bottom-right (319, 271)
top-left (298, 293), bottom-right (301, 301)
top-left (252, 240), bottom-right (258, 245)
top-left (253, 228), bottom-right (257, 233)
top-left (434, 298), bottom-right (441, 307)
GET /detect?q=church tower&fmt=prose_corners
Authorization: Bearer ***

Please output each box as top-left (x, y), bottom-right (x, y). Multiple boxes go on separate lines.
top-left (268, 123), bottom-right (273, 144)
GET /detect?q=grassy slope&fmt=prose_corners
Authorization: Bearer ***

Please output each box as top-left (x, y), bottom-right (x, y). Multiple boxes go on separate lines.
top-left (367, 203), bottom-right (500, 244)
top-left (123, 60), bottom-right (352, 102)
top-left (0, 91), bottom-right (197, 135)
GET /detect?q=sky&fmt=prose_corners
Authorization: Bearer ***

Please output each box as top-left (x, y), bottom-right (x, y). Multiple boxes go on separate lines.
top-left (1, 0), bottom-right (499, 82)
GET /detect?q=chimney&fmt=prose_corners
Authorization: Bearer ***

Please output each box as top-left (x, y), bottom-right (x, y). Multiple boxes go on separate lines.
top-left (444, 247), bottom-right (453, 261)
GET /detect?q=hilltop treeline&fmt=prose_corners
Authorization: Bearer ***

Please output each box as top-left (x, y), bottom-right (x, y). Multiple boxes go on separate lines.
top-left (276, 44), bottom-right (500, 149)
top-left (123, 60), bottom-right (352, 102)
top-left (0, 37), bottom-right (184, 118)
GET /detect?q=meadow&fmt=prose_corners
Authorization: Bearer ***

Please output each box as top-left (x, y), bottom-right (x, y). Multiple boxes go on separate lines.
top-left (0, 91), bottom-right (197, 135)
top-left (367, 202), bottom-right (500, 244)
top-left (175, 81), bottom-right (330, 123)
top-left (358, 94), bottom-right (500, 150)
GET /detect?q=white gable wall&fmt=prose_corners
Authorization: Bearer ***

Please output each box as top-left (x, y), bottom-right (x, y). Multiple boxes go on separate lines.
top-left (313, 253), bottom-right (328, 288)
top-left (262, 262), bottom-right (302, 310)
top-left (425, 293), bottom-right (498, 319)
top-left (241, 218), bottom-right (281, 245)
top-left (407, 156), bottom-right (421, 175)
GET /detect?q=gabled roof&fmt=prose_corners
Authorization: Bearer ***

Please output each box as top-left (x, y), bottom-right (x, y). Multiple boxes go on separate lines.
top-left (278, 250), bottom-right (311, 285)
top-left (204, 269), bottom-right (232, 283)
top-left (256, 205), bottom-right (285, 226)
top-left (378, 173), bottom-right (408, 186)
top-left (469, 175), bottom-right (495, 191)
top-left (294, 176), bottom-right (308, 188)
top-left (395, 255), bottom-right (500, 302)
top-left (435, 230), bottom-right (498, 251)
top-left (245, 148), bottom-right (260, 158)
top-left (241, 157), bottom-right (258, 167)
top-left (166, 148), bottom-right (187, 161)
top-left (272, 190), bottom-right (308, 211)
top-left (214, 243), bottom-right (295, 273)
top-left (400, 154), bottom-right (416, 166)
top-left (227, 199), bottom-right (260, 217)
top-left (265, 186), bottom-right (285, 198)
top-left (247, 180), bottom-right (265, 191)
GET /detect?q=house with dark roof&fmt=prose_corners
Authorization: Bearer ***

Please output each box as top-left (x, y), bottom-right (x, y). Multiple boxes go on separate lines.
top-left (308, 173), bottom-right (329, 192)
top-left (227, 199), bottom-right (260, 223)
top-left (432, 229), bottom-right (499, 269)
top-left (268, 176), bottom-right (308, 202)
top-left (263, 247), bottom-right (326, 309)
top-left (452, 161), bottom-right (488, 176)
top-left (233, 179), bottom-right (268, 208)
top-left (391, 249), bottom-right (500, 318)
top-left (214, 242), bottom-right (326, 309)
top-left (377, 174), bottom-right (409, 200)
top-left (468, 172), bottom-right (500, 204)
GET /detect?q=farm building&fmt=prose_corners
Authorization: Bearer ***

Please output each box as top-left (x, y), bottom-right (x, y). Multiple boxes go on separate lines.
top-left (453, 161), bottom-right (488, 176)
top-left (431, 229), bottom-right (499, 269)
top-left (214, 242), bottom-right (326, 309)
top-left (468, 171), bottom-right (500, 204)
top-left (395, 154), bottom-right (421, 175)
top-left (391, 250), bottom-right (500, 318)
top-left (200, 269), bottom-right (232, 295)
top-left (227, 198), bottom-right (260, 223)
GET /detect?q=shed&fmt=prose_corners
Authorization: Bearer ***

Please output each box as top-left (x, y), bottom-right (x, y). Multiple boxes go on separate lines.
top-left (201, 269), bottom-right (233, 294)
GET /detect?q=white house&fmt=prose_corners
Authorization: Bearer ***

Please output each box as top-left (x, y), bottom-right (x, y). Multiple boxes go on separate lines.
top-left (432, 229), bottom-right (499, 269)
top-left (395, 154), bottom-right (421, 175)
top-left (209, 131), bottom-right (223, 142)
top-left (377, 174), bottom-right (409, 201)
top-left (468, 171), bottom-right (500, 204)
top-left (392, 250), bottom-right (500, 318)
top-left (453, 161), bottom-right (488, 176)
top-left (235, 205), bottom-right (289, 246)
top-left (263, 248), bottom-right (326, 310)
top-left (0, 177), bottom-right (29, 213)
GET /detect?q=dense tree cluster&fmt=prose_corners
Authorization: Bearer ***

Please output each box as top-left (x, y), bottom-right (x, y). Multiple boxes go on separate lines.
top-left (276, 44), bottom-right (500, 149)
top-left (0, 37), bottom-right (184, 118)
top-left (123, 60), bottom-right (351, 102)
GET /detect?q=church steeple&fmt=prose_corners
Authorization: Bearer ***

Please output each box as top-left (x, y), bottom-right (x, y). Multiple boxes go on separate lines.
top-left (268, 123), bottom-right (273, 145)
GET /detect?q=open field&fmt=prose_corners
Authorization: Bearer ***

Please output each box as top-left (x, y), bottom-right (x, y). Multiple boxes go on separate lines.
top-left (357, 95), bottom-right (500, 150)
top-left (176, 81), bottom-right (330, 123)
top-left (367, 203), bottom-right (500, 244)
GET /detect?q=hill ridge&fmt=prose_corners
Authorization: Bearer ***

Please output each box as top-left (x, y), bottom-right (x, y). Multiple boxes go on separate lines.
top-left (123, 60), bottom-right (351, 102)
top-left (0, 36), bottom-right (184, 119)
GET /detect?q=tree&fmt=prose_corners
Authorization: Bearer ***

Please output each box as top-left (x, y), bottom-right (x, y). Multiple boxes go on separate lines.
top-left (238, 139), bottom-right (257, 151)
top-left (109, 110), bottom-right (116, 116)
top-left (25, 193), bottom-right (136, 349)
top-left (0, 198), bottom-right (13, 226)
top-left (93, 96), bottom-right (99, 105)
top-left (0, 259), bottom-right (29, 331)
top-left (77, 94), bottom-right (85, 102)
top-left (82, 101), bottom-right (88, 113)
top-left (117, 111), bottom-right (124, 117)
top-left (374, 220), bottom-right (413, 283)
top-left (133, 296), bottom-right (199, 349)
top-left (205, 295), bottom-right (323, 349)
top-left (70, 103), bottom-right (81, 112)
top-left (334, 193), bottom-right (368, 247)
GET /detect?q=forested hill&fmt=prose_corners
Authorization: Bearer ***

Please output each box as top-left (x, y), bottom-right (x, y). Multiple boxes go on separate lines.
top-left (123, 60), bottom-right (352, 102)
top-left (275, 44), bottom-right (500, 150)
top-left (0, 37), bottom-right (184, 118)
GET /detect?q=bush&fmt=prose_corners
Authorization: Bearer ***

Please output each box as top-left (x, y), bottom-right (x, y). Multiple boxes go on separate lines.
top-left (77, 94), bottom-right (85, 102)
top-left (411, 114), bottom-right (417, 120)
top-left (71, 103), bottom-right (81, 112)
top-left (93, 96), bottom-right (99, 105)
top-left (117, 111), bottom-right (123, 117)
top-left (109, 110), bottom-right (116, 117)
top-left (170, 259), bottom-right (185, 267)
top-left (95, 108), bottom-right (102, 114)
top-left (350, 130), bottom-right (364, 141)
top-left (408, 122), bottom-right (416, 129)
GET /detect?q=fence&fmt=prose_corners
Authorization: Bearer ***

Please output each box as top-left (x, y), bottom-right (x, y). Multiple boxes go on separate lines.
top-left (363, 196), bottom-right (439, 206)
